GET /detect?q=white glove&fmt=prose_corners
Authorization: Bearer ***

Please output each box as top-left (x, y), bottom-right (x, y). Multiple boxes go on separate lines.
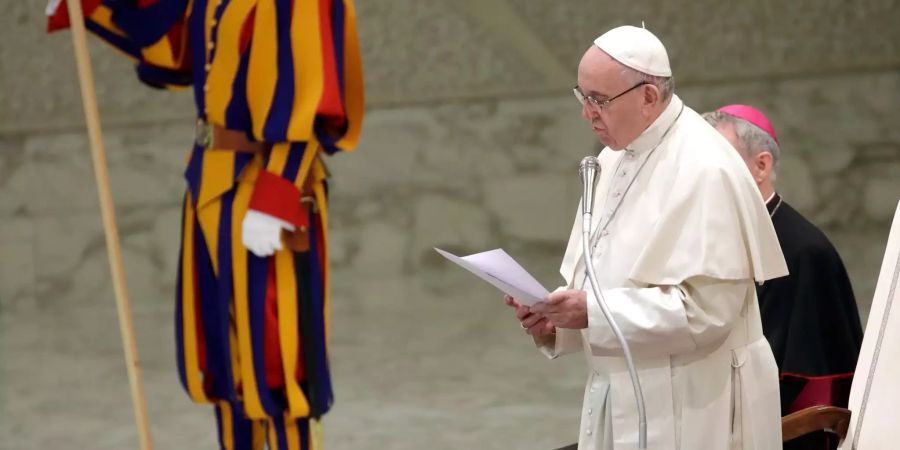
top-left (241, 210), bottom-right (295, 257)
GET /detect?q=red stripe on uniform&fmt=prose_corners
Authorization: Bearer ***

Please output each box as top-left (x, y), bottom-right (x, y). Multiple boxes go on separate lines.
top-left (193, 238), bottom-right (209, 384)
top-left (239, 7), bottom-right (256, 55)
top-left (264, 258), bottom-right (286, 388)
top-left (316, 0), bottom-right (344, 118)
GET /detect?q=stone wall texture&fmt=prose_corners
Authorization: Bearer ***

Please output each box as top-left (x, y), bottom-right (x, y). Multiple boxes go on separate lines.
top-left (2, 1), bottom-right (899, 448)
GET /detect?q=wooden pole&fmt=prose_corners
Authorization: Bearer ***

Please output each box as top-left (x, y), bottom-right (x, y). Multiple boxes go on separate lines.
top-left (63, 1), bottom-right (153, 448)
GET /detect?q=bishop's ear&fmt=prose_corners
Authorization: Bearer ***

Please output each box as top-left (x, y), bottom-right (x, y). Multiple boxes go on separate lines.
top-left (754, 151), bottom-right (775, 181)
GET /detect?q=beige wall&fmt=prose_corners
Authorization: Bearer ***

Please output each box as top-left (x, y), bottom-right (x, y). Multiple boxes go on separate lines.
top-left (1, 1), bottom-right (899, 448)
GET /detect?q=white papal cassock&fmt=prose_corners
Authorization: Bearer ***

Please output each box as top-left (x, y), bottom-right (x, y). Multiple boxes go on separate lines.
top-left (536, 95), bottom-right (789, 450)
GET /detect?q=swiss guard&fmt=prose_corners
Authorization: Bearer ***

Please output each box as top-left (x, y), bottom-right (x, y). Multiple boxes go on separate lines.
top-left (47, 0), bottom-right (365, 448)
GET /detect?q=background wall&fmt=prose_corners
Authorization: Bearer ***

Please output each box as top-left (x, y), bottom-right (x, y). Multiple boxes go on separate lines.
top-left (2, 1), bottom-right (899, 448)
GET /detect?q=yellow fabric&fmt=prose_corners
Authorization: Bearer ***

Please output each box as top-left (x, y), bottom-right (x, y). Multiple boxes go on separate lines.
top-left (219, 401), bottom-right (235, 450)
top-left (88, 5), bottom-right (127, 37)
top-left (264, 139), bottom-right (316, 189)
top-left (275, 248), bottom-right (311, 418)
top-left (267, 142), bottom-right (292, 176)
top-left (284, 412), bottom-right (302, 450)
top-left (196, 152), bottom-right (236, 275)
top-left (286, 0), bottom-right (322, 141)
top-left (311, 161), bottom-right (331, 344)
top-left (196, 149), bottom-right (238, 208)
top-left (204, 0), bottom-right (256, 123)
top-left (180, 195), bottom-right (210, 403)
top-left (267, 420), bottom-right (278, 450)
top-left (295, 141), bottom-right (319, 188)
top-left (251, 420), bottom-right (266, 450)
top-left (335, 0), bottom-right (364, 151)
top-left (231, 158), bottom-right (267, 419)
top-left (246, 1), bottom-right (278, 138)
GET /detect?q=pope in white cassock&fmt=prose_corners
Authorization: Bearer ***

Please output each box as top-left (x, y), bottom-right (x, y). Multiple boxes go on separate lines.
top-left (505, 26), bottom-right (790, 449)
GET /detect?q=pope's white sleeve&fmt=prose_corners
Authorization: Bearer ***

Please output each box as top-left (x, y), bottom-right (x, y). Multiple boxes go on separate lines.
top-left (533, 328), bottom-right (582, 359)
top-left (584, 276), bottom-right (750, 357)
top-left (533, 285), bottom-right (583, 359)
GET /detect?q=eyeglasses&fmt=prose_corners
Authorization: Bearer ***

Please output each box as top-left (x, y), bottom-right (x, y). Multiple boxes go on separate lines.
top-left (573, 82), bottom-right (649, 111)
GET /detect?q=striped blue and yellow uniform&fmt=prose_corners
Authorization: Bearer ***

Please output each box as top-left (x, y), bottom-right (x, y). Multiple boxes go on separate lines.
top-left (49, 0), bottom-right (363, 448)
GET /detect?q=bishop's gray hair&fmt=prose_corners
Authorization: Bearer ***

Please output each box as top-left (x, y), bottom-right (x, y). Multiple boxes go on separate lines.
top-left (702, 110), bottom-right (781, 180)
top-left (620, 64), bottom-right (675, 102)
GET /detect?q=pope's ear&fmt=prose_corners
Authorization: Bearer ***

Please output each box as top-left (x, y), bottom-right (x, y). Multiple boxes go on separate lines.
top-left (643, 84), bottom-right (661, 107)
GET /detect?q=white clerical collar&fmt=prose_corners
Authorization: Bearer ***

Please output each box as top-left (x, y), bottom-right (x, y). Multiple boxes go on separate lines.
top-left (764, 192), bottom-right (777, 205)
top-left (625, 94), bottom-right (684, 155)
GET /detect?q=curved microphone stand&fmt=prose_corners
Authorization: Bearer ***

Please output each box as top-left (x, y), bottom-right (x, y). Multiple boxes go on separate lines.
top-left (579, 156), bottom-right (646, 449)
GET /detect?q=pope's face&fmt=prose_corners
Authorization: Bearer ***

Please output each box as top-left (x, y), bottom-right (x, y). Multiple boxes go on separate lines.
top-left (577, 47), bottom-right (649, 151)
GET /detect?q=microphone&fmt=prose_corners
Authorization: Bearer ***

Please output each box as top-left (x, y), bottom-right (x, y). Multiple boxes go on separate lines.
top-left (579, 156), bottom-right (601, 217)
top-left (577, 154), bottom-right (647, 448)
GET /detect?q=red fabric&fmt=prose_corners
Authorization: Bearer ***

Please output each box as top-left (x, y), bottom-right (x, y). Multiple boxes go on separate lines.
top-left (783, 372), bottom-right (855, 413)
top-left (264, 259), bottom-right (286, 388)
top-left (239, 7), bottom-right (256, 54)
top-left (779, 371), bottom-right (856, 381)
top-left (47, 0), bottom-right (104, 32)
top-left (167, 18), bottom-right (188, 62)
top-left (248, 170), bottom-right (308, 228)
top-left (295, 309), bottom-right (306, 381)
top-left (316, 0), bottom-right (345, 119)
top-left (788, 378), bottom-right (833, 413)
top-left (316, 212), bottom-right (326, 279)
top-left (194, 246), bottom-right (210, 393)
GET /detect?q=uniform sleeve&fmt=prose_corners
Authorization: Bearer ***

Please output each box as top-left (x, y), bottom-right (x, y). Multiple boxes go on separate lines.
top-left (47, 0), bottom-right (191, 89)
top-left (246, 0), bottom-right (364, 225)
top-left (314, 0), bottom-right (364, 154)
top-left (583, 276), bottom-right (750, 357)
top-left (247, 142), bottom-right (318, 229)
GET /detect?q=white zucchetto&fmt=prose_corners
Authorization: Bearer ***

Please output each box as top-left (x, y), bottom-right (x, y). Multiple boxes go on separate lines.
top-left (594, 25), bottom-right (672, 77)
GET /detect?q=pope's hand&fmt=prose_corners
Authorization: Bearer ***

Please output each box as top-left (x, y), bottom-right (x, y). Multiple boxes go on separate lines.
top-left (531, 289), bottom-right (588, 329)
top-left (504, 295), bottom-right (555, 336)
top-left (241, 210), bottom-right (295, 257)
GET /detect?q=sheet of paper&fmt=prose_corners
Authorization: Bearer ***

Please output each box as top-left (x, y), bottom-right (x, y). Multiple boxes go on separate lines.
top-left (434, 248), bottom-right (548, 306)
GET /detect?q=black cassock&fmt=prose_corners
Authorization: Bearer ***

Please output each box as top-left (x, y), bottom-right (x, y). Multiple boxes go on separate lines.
top-left (758, 193), bottom-right (863, 450)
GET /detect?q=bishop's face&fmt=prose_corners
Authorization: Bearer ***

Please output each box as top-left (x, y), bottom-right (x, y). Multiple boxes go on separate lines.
top-left (576, 47), bottom-right (650, 151)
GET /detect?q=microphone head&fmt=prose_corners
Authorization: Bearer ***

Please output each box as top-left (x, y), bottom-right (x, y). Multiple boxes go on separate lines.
top-left (579, 156), bottom-right (600, 176)
top-left (579, 156), bottom-right (601, 215)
